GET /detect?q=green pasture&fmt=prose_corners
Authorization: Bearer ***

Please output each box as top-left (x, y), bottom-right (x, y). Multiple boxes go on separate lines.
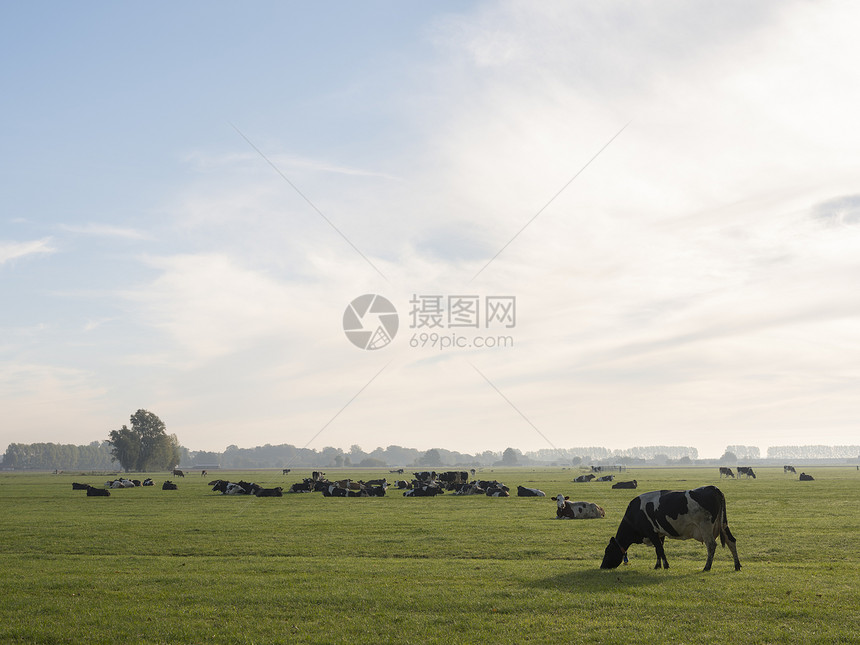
top-left (1, 467), bottom-right (858, 644)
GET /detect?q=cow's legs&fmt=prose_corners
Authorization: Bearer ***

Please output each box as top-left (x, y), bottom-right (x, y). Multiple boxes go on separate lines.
top-left (703, 538), bottom-right (717, 571)
top-left (653, 535), bottom-right (668, 569)
top-left (723, 527), bottom-right (742, 571)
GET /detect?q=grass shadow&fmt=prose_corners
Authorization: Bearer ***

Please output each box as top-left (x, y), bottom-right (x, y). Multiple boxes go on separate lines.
top-left (530, 566), bottom-right (703, 592)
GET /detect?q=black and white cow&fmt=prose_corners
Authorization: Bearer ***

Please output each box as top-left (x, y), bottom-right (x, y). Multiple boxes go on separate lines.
top-left (555, 494), bottom-right (604, 519)
top-left (737, 467), bottom-right (756, 479)
top-left (404, 483), bottom-right (443, 497)
top-left (142, 478), bottom-right (154, 486)
top-left (596, 475), bottom-right (615, 482)
top-left (600, 486), bottom-right (741, 571)
top-left (784, 465), bottom-right (797, 474)
top-left (611, 480), bottom-right (638, 489)
top-left (574, 474), bottom-right (595, 483)
top-left (517, 485), bottom-right (546, 497)
top-left (719, 467), bottom-right (735, 478)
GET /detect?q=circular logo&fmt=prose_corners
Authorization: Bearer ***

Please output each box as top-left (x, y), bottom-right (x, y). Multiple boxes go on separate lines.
top-left (343, 294), bottom-right (399, 350)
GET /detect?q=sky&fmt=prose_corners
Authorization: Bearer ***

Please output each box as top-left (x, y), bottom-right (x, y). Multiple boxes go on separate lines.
top-left (2, 1), bottom-right (860, 459)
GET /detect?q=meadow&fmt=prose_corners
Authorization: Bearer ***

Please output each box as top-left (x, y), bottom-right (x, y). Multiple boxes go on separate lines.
top-left (0, 466), bottom-right (857, 644)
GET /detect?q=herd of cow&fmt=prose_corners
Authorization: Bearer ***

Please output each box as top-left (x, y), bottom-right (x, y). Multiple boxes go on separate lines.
top-left (70, 465), bottom-right (833, 571)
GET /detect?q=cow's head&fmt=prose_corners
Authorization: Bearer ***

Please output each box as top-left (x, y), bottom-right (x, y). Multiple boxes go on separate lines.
top-left (556, 494), bottom-right (566, 509)
top-left (600, 537), bottom-right (625, 569)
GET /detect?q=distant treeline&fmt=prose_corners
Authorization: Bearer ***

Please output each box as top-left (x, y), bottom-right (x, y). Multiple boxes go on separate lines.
top-left (2, 442), bottom-right (117, 471)
top-left (2, 441), bottom-right (858, 471)
top-left (766, 445), bottom-right (860, 459)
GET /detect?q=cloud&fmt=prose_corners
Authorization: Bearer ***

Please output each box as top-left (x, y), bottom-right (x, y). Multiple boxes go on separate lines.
top-left (0, 238), bottom-right (56, 265)
top-left (59, 223), bottom-right (153, 240)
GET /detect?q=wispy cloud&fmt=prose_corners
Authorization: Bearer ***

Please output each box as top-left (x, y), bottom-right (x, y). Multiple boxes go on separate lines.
top-left (59, 223), bottom-right (153, 240)
top-left (0, 238), bottom-right (56, 265)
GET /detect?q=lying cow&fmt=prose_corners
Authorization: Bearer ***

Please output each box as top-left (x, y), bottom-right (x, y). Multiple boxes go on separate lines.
top-left (596, 475), bottom-right (615, 482)
top-left (611, 480), bottom-right (638, 489)
top-left (404, 483), bottom-right (443, 497)
top-left (573, 474), bottom-right (595, 483)
top-left (799, 473), bottom-right (814, 481)
top-left (72, 482), bottom-right (89, 490)
top-left (517, 486), bottom-right (546, 497)
top-left (86, 486), bottom-right (110, 496)
top-left (555, 494), bottom-right (605, 519)
top-left (162, 481), bottom-right (178, 490)
top-left (600, 485), bottom-right (741, 571)
top-left (255, 487), bottom-right (283, 497)
top-left (142, 478), bottom-right (154, 486)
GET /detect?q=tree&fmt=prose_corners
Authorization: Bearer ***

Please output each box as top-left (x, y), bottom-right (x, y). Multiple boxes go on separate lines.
top-left (107, 409), bottom-right (180, 472)
top-left (501, 447), bottom-right (519, 466)
top-left (417, 448), bottom-right (442, 466)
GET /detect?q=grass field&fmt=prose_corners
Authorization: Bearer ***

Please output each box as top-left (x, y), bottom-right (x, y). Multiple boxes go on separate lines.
top-left (1, 466), bottom-right (858, 644)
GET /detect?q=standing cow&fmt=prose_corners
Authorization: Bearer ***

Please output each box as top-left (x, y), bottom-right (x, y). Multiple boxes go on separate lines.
top-left (600, 486), bottom-right (741, 571)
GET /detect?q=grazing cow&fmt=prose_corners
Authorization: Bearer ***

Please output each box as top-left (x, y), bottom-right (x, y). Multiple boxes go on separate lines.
top-left (719, 467), bottom-right (735, 478)
top-left (86, 486), bottom-right (110, 497)
top-left (201, 470), bottom-right (208, 477)
top-left (600, 486), bottom-right (741, 571)
top-left (172, 469), bottom-right (185, 478)
top-left (596, 475), bottom-right (615, 482)
top-left (799, 473), bottom-right (814, 481)
top-left (555, 495), bottom-right (604, 519)
top-left (784, 465), bottom-right (797, 474)
top-left (737, 467), bottom-right (756, 479)
top-left (517, 485), bottom-right (546, 497)
top-left (255, 487), bottom-right (284, 497)
top-left (574, 474), bottom-right (595, 483)
top-left (162, 480), bottom-right (178, 490)
top-left (612, 480), bottom-right (638, 489)
top-left (72, 482), bottom-right (89, 490)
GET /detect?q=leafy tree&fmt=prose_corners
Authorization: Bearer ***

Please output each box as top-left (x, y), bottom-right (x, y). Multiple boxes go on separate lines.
top-left (417, 448), bottom-right (442, 466)
top-left (501, 447), bottom-right (519, 466)
top-left (107, 409), bottom-right (180, 472)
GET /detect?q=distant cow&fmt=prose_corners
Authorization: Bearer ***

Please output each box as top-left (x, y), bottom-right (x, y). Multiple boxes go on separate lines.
top-left (72, 482), bottom-right (89, 490)
top-left (784, 465), bottom-right (797, 474)
top-left (799, 473), bottom-right (814, 481)
top-left (737, 467), bottom-right (756, 479)
top-left (172, 469), bottom-right (185, 478)
top-left (404, 483), bottom-right (443, 497)
top-left (282, 469), bottom-right (291, 475)
top-left (86, 486), bottom-right (110, 497)
top-left (255, 487), bottom-right (284, 497)
top-left (142, 478), bottom-right (154, 486)
top-left (556, 495), bottom-right (604, 519)
top-left (162, 481), bottom-right (178, 490)
top-left (596, 475), bottom-right (615, 482)
top-left (574, 474), bottom-right (595, 483)
top-left (719, 467), bottom-right (735, 478)
top-left (517, 486), bottom-right (546, 497)
top-left (611, 480), bottom-right (638, 489)
top-left (600, 486), bottom-right (741, 572)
